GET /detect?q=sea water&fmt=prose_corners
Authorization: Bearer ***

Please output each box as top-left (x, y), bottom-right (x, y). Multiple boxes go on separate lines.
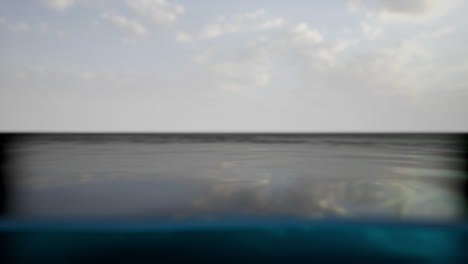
top-left (5, 134), bottom-right (466, 221)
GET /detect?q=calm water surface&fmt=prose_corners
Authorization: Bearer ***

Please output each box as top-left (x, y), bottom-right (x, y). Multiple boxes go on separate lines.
top-left (6, 134), bottom-right (465, 221)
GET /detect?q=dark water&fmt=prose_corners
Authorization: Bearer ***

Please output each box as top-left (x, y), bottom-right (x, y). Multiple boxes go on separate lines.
top-left (5, 134), bottom-right (466, 221)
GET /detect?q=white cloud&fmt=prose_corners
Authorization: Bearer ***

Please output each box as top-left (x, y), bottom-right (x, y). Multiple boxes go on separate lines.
top-left (261, 21), bottom-right (463, 97)
top-left (125, 0), bottom-right (184, 27)
top-left (94, 1), bottom-right (465, 99)
top-left (324, 27), bottom-right (467, 97)
top-left (282, 23), bottom-right (352, 67)
top-left (192, 22), bottom-right (361, 92)
top-left (174, 31), bottom-right (191, 43)
top-left (361, 22), bottom-right (384, 39)
top-left (0, 19), bottom-right (54, 35)
top-left (414, 26), bottom-right (455, 40)
top-left (0, 17), bottom-right (30, 33)
top-left (194, 40), bottom-right (273, 92)
top-left (199, 24), bottom-right (222, 39)
top-left (330, 38), bottom-right (360, 54)
top-left (101, 13), bottom-right (148, 38)
top-left (347, 0), bottom-right (363, 13)
top-left (199, 9), bottom-right (284, 39)
top-left (186, 9), bottom-right (288, 88)
top-left (346, 40), bottom-right (435, 95)
top-left (41, 0), bottom-right (76, 11)
top-left (288, 23), bottom-right (323, 45)
top-left (378, 0), bottom-right (461, 20)
top-left (348, 0), bottom-right (462, 22)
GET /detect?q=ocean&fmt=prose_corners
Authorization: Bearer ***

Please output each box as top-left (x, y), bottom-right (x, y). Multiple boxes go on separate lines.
top-left (3, 134), bottom-right (466, 221)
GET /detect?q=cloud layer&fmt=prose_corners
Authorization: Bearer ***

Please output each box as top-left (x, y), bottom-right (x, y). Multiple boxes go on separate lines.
top-left (101, 13), bottom-right (148, 40)
top-left (125, 0), bottom-right (185, 27)
top-left (348, 0), bottom-right (462, 21)
top-left (0, 0), bottom-right (467, 131)
top-left (41, 0), bottom-right (76, 11)
top-left (199, 9), bottom-right (284, 39)
top-left (0, 17), bottom-right (30, 33)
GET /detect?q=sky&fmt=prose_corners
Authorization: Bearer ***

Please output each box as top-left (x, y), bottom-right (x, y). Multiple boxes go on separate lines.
top-left (0, 0), bottom-right (467, 132)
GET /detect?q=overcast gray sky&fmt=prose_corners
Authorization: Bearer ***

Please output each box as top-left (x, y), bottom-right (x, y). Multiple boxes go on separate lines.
top-left (0, 0), bottom-right (467, 132)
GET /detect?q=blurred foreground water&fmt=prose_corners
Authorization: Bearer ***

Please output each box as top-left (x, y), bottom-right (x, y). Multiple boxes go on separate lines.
top-left (4, 134), bottom-right (466, 221)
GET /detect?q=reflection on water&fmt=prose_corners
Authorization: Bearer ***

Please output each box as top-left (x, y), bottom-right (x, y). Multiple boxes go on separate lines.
top-left (6, 134), bottom-right (465, 221)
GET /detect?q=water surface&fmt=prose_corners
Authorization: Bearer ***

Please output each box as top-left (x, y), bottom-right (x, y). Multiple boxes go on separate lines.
top-left (6, 134), bottom-right (465, 221)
